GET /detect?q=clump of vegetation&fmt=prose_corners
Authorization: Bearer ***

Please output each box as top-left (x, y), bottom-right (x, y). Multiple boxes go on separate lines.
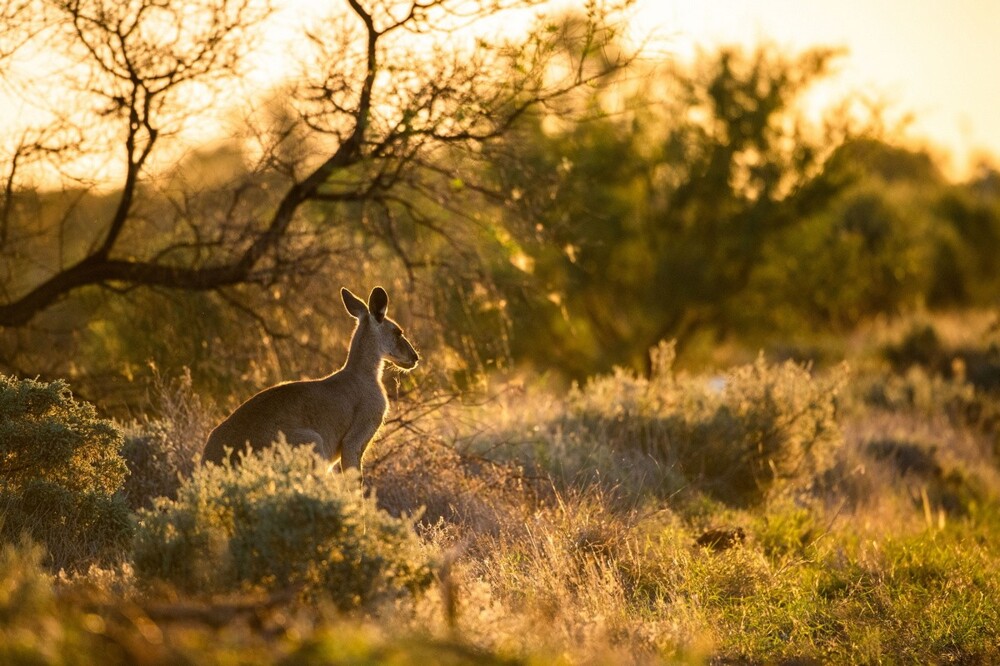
top-left (560, 343), bottom-right (845, 506)
top-left (122, 368), bottom-right (213, 510)
top-left (0, 374), bottom-right (133, 571)
top-left (133, 441), bottom-right (435, 609)
top-left (368, 433), bottom-right (542, 538)
top-left (0, 374), bottom-right (126, 494)
top-left (863, 364), bottom-right (977, 417)
top-left (878, 314), bottom-right (1000, 393)
top-left (884, 322), bottom-right (945, 371)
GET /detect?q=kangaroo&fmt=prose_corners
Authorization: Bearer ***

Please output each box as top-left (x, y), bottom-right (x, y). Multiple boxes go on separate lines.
top-left (202, 286), bottom-right (419, 482)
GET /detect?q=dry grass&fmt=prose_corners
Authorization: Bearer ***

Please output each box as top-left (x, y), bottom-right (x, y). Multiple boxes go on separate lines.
top-left (121, 368), bottom-right (213, 510)
top-left (6, 319), bottom-right (1000, 663)
top-left (367, 434), bottom-right (547, 538)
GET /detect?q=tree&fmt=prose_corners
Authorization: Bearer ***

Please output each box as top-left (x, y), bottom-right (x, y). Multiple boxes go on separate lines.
top-left (0, 0), bottom-right (634, 332)
top-left (490, 46), bottom-right (858, 376)
top-left (932, 162), bottom-right (1000, 306)
top-left (743, 139), bottom-right (945, 333)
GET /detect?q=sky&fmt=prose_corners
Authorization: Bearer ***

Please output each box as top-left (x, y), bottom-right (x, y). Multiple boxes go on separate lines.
top-left (632, 0), bottom-right (1000, 178)
top-left (260, 0), bottom-right (1000, 178)
top-left (3, 0), bottom-right (997, 181)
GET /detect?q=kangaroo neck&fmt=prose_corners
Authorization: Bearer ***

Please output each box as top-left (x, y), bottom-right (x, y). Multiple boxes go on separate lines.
top-left (343, 319), bottom-right (384, 382)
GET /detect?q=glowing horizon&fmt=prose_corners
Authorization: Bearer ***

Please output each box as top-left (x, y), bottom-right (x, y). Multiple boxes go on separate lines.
top-left (632, 0), bottom-right (1000, 178)
top-left (3, 0), bottom-right (997, 183)
top-left (239, 0), bottom-right (1000, 179)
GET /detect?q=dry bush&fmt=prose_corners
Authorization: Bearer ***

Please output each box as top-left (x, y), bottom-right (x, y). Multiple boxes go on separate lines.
top-left (411, 344), bottom-right (846, 509)
top-left (121, 368), bottom-right (214, 510)
top-left (557, 343), bottom-right (847, 506)
top-left (392, 493), bottom-right (708, 664)
top-left (367, 433), bottom-right (545, 538)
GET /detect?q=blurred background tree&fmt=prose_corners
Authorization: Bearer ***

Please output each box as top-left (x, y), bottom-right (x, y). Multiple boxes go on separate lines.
top-left (488, 46), bottom-right (859, 376)
top-left (482, 47), bottom-right (1000, 378)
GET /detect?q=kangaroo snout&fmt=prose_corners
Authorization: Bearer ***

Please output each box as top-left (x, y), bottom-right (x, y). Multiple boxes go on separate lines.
top-left (392, 348), bottom-right (419, 371)
top-left (389, 337), bottom-right (420, 370)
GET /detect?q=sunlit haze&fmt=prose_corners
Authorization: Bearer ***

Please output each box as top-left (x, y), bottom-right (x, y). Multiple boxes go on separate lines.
top-left (225, 0), bottom-right (1000, 179)
top-left (633, 0), bottom-right (1000, 178)
top-left (4, 0), bottom-right (998, 180)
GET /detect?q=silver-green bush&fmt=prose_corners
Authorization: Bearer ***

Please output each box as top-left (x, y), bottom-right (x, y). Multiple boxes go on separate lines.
top-left (0, 374), bottom-right (132, 571)
top-left (133, 441), bottom-right (435, 609)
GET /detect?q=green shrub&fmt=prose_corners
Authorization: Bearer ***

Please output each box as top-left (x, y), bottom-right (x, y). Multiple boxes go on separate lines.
top-left (134, 441), bottom-right (435, 609)
top-left (563, 343), bottom-right (845, 506)
top-left (0, 480), bottom-right (133, 572)
top-left (0, 374), bottom-right (132, 571)
top-left (0, 374), bottom-right (126, 495)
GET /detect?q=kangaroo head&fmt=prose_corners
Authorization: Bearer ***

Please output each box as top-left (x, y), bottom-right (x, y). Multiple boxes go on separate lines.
top-left (341, 286), bottom-right (419, 370)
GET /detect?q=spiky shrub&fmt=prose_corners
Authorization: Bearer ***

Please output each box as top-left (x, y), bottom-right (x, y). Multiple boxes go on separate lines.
top-left (0, 374), bottom-right (132, 570)
top-left (564, 343), bottom-right (845, 506)
top-left (133, 441), bottom-right (435, 609)
top-left (121, 368), bottom-right (212, 510)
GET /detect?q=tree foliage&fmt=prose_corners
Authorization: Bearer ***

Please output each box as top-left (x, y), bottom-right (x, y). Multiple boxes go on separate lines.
top-left (489, 47), bottom-right (856, 375)
top-left (484, 46), bottom-right (1000, 377)
top-left (0, 0), bottom-right (636, 397)
top-left (0, 0), bottom-right (632, 322)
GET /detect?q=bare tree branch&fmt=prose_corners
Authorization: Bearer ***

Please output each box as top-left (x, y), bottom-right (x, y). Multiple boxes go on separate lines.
top-left (0, 0), bottom-right (637, 330)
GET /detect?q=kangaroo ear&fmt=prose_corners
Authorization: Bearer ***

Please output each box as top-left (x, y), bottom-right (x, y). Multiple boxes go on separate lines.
top-left (342, 288), bottom-right (368, 319)
top-left (368, 287), bottom-right (388, 323)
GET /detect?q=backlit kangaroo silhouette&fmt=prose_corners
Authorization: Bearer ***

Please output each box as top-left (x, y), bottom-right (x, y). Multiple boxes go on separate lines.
top-left (202, 286), bottom-right (419, 482)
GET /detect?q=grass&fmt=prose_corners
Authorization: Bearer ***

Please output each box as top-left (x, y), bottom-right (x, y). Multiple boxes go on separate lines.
top-left (3, 313), bottom-right (1000, 664)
